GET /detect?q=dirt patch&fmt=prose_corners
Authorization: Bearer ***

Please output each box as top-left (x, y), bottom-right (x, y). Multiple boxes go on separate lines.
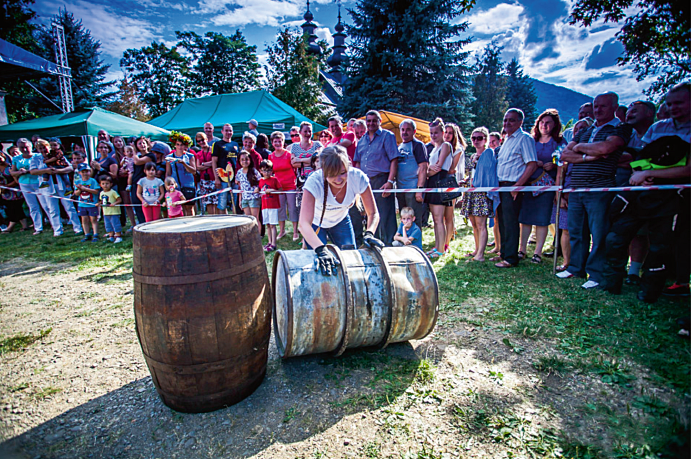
top-left (0, 259), bottom-right (687, 458)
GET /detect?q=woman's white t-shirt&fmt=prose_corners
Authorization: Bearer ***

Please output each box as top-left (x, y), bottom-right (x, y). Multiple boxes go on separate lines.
top-left (303, 168), bottom-right (370, 228)
top-left (429, 142), bottom-right (453, 171)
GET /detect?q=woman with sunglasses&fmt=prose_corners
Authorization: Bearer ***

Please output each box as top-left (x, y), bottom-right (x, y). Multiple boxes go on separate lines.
top-left (460, 127), bottom-right (500, 261)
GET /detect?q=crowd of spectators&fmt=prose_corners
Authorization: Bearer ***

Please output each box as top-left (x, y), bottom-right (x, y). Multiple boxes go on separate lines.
top-left (0, 83), bottom-right (688, 302)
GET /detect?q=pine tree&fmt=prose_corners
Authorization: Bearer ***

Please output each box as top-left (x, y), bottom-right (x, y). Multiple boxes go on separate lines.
top-left (339, 0), bottom-right (475, 131)
top-left (176, 31), bottom-right (260, 96)
top-left (471, 43), bottom-right (508, 133)
top-left (505, 58), bottom-right (538, 129)
top-left (30, 8), bottom-right (113, 116)
top-left (105, 77), bottom-right (150, 122)
top-left (121, 42), bottom-right (193, 118)
top-left (265, 28), bottom-right (331, 124)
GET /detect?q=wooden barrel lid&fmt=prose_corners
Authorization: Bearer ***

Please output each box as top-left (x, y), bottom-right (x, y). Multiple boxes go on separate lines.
top-left (135, 215), bottom-right (254, 233)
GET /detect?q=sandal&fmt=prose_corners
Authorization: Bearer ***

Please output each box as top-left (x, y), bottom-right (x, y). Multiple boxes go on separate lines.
top-left (531, 254), bottom-right (542, 264)
top-left (495, 260), bottom-right (515, 268)
top-left (489, 256), bottom-right (503, 262)
top-left (518, 251), bottom-right (525, 260)
top-left (465, 252), bottom-right (476, 258)
top-left (428, 249), bottom-right (444, 259)
top-left (487, 241), bottom-right (496, 247)
top-left (556, 265), bottom-right (568, 273)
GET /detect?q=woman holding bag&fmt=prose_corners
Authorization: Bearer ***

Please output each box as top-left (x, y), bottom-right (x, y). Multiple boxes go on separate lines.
top-left (165, 131), bottom-right (197, 216)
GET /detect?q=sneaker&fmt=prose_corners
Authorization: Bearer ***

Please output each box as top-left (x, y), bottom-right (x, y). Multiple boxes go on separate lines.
top-left (80, 234), bottom-right (92, 242)
top-left (556, 270), bottom-right (575, 279)
top-left (53, 231), bottom-right (63, 237)
top-left (662, 283), bottom-right (690, 297)
top-left (74, 229), bottom-right (83, 235)
top-left (33, 230), bottom-right (42, 235)
top-left (92, 235), bottom-right (100, 242)
top-left (582, 280), bottom-right (599, 289)
top-left (107, 237), bottom-right (115, 243)
top-left (113, 237), bottom-right (122, 244)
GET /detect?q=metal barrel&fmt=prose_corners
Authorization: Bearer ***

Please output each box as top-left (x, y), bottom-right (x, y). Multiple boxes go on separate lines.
top-left (272, 245), bottom-right (438, 358)
top-left (133, 215), bottom-right (272, 413)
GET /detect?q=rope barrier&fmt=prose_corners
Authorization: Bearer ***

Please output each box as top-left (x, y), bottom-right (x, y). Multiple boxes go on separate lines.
top-left (2, 184), bottom-right (689, 208)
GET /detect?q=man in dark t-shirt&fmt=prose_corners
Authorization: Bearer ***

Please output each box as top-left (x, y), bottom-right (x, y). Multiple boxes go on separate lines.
top-left (558, 92), bottom-right (630, 289)
top-left (212, 123), bottom-right (240, 213)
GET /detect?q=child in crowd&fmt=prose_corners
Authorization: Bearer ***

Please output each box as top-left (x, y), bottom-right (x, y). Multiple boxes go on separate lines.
top-left (163, 177), bottom-right (185, 218)
top-left (258, 159), bottom-right (282, 252)
top-left (39, 143), bottom-right (72, 195)
top-left (98, 175), bottom-right (122, 243)
top-left (393, 207), bottom-right (423, 250)
top-left (237, 150), bottom-right (262, 221)
top-left (74, 164), bottom-right (100, 242)
top-left (122, 145), bottom-right (135, 192)
top-left (136, 162), bottom-right (165, 222)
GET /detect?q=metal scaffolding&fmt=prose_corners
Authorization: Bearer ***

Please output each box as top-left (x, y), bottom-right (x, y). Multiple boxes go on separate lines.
top-left (52, 21), bottom-right (73, 113)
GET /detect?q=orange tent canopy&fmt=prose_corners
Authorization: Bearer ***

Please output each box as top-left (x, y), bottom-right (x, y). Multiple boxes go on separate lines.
top-left (359, 110), bottom-right (431, 144)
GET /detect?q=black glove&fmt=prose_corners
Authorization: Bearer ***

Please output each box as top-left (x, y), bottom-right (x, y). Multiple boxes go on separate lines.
top-left (314, 245), bottom-right (340, 276)
top-left (363, 231), bottom-right (385, 249)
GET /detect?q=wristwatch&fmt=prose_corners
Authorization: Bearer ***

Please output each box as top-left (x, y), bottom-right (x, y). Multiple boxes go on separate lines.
top-left (387, 179), bottom-right (395, 185)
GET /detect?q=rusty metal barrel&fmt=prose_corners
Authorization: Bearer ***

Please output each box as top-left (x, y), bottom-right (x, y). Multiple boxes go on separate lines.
top-left (272, 245), bottom-right (438, 358)
top-left (133, 215), bottom-right (272, 413)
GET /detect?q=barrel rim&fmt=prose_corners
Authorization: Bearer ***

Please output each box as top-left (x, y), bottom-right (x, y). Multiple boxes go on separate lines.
top-left (271, 250), bottom-right (294, 358)
top-left (408, 244), bottom-right (440, 339)
top-left (133, 214), bottom-right (256, 234)
top-left (328, 245), bottom-right (352, 356)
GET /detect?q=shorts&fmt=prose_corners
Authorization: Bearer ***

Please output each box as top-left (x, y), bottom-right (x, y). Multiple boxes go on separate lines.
top-left (78, 205), bottom-right (99, 217)
top-left (262, 208), bottom-right (279, 225)
top-left (104, 215), bottom-right (122, 233)
top-left (242, 197), bottom-right (261, 209)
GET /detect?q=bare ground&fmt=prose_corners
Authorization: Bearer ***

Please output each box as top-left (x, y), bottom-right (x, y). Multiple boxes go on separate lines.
top-left (0, 258), bottom-right (687, 458)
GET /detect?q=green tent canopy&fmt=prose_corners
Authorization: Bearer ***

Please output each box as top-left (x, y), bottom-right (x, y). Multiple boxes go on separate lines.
top-left (147, 90), bottom-right (327, 139)
top-left (0, 107), bottom-right (171, 141)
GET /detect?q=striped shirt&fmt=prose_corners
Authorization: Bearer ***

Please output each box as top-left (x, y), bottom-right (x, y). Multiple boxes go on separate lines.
top-left (570, 117), bottom-right (628, 188)
top-left (496, 128), bottom-right (537, 182)
top-left (641, 119), bottom-right (691, 145)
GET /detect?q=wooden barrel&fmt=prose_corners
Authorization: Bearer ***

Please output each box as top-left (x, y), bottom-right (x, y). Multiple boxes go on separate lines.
top-left (133, 215), bottom-right (272, 413)
top-left (272, 245), bottom-right (438, 358)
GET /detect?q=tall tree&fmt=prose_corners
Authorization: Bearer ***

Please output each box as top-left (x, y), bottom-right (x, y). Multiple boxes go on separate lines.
top-left (176, 30), bottom-right (260, 96)
top-left (0, 0), bottom-right (41, 122)
top-left (30, 8), bottom-right (113, 116)
top-left (265, 28), bottom-right (330, 124)
top-left (570, 0), bottom-right (690, 97)
top-left (340, 0), bottom-right (475, 131)
top-left (471, 42), bottom-right (507, 133)
top-left (505, 58), bottom-right (537, 129)
top-left (105, 77), bottom-right (150, 122)
top-left (121, 42), bottom-right (193, 118)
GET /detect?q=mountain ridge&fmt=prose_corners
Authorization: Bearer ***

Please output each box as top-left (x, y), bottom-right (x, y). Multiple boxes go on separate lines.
top-left (531, 78), bottom-right (593, 123)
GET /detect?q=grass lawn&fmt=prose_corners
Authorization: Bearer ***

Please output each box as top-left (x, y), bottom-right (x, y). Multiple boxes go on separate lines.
top-left (0, 215), bottom-right (688, 458)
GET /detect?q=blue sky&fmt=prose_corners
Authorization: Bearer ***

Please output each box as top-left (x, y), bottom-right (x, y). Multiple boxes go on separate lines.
top-left (31, 0), bottom-right (653, 103)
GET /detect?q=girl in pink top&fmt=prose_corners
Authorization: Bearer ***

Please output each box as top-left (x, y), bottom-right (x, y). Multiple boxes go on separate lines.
top-left (163, 177), bottom-right (186, 218)
top-left (268, 131), bottom-right (299, 241)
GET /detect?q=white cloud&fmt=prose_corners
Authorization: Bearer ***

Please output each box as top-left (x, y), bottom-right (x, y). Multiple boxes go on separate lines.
top-left (467, 3), bottom-right (525, 35)
top-left (314, 26), bottom-right (333, 47)
top-left (197, 0), bottom-right (338, 28)
top-left (37, 1), bottom-right (160, 58)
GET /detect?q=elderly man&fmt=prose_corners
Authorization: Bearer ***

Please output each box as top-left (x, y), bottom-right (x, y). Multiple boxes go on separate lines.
top-left (204, 122), bottom-right (220, 146)
top-left (493, 109), bottom-right (537, 268)
top-left (211, 123), bottom-right (241, 213)
top-left (353, 120), bottom-right (366, 141)
top-left (353, 110), bottom-right (399, 244)
top-left (563, 103), bottom-right (595, 143)
top-left (600, 83), bottom-right (690, 302)
top-left (558, 92), bottom-right (629, 289)
top-left (397, 119), bottom-right (429, 227)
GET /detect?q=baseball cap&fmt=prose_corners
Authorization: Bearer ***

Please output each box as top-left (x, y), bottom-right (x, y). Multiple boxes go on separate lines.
top-left (77, 163), bottom-right (90, 172)
top-left (151, 141), bottom-right (171, 155)
top-left (247, 119), bottom-right (258, 127)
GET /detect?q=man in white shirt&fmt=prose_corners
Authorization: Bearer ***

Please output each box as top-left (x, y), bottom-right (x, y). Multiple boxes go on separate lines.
top-left (494, 108), bottom-right (537, 268)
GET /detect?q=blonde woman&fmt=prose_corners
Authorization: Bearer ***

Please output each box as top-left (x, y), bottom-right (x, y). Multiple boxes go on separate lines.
top-left (424, 118), bottom-right (454, 258)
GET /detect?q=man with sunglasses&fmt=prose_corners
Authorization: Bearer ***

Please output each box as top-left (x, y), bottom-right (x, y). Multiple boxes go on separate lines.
top-left (287, 126), bottom-right (300, 153)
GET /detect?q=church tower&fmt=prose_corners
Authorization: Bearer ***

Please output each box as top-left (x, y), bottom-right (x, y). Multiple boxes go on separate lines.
top-left (301, 0), bottom-right (321, 55)
top-left (326, 2), bottom-right (347, 81)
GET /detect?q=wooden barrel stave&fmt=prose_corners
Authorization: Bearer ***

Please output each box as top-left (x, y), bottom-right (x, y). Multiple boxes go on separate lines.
top-left (134, 215), bottom-right (271, 413)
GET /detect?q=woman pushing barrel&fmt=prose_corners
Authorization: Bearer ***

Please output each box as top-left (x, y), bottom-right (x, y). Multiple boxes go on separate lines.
top-left (299, 145), bottom-right (384, 275)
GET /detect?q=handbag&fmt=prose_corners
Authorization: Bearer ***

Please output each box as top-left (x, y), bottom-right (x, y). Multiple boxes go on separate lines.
top-left (529, 171), bottom-right (555, 196)
top-left (438, 174), bottom-right (462, 203)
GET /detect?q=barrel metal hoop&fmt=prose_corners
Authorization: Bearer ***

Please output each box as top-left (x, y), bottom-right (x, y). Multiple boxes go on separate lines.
top-left (367, 245), bottom-right (397, 349)
top-left (410, 245), bottom-right (440, 338)
top-left (272, 250), bottom-right (294, 358)
top-left (133, 255), bottom-right (265, 286)
top-left (141, 338), bottom-right (270, 375)
top-left (328, 245), bottom-right (352, 356)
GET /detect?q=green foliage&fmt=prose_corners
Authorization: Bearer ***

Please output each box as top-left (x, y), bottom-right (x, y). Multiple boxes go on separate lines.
top-left (569, 0), bottom-right (690, 97)
top-left (121, 42), bottom-right (193, 118)
top-left (30, 8), bottom-right (114, 116)
top-left (176, 30), bottom-right (260, 96)
top-left (265, 28), bottom-right (330, 124)
top-left (505, 58), bottom-right (538, 128)
top-left (340, 0), bottom-right (475, 131)
top-left (0, 328), bottom-right (51, 355)
top-left (105, 77), bottom-right (150, 121)
top-left (471, 42), bottom-right (508, 133)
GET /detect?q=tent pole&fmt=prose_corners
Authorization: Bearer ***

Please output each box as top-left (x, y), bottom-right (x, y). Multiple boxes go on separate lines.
top-left (23, 80), bottom-right (64, 113)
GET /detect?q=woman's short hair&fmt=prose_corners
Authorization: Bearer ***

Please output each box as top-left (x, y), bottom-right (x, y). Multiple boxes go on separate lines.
top-left (320, 145), bottom-right (350, 178)
top-left (270, 131), bottom-right (285, 143)
top-left (196, 132), bottom-right (207, 142)
top-left (35, 139), bottom-right (50, 150)
top-left (299, 121), bottom-right (312, 132)
top-left (243, 132), bottom-right (257, 143)
top-left (471, 127), bottom-right (490, 148)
